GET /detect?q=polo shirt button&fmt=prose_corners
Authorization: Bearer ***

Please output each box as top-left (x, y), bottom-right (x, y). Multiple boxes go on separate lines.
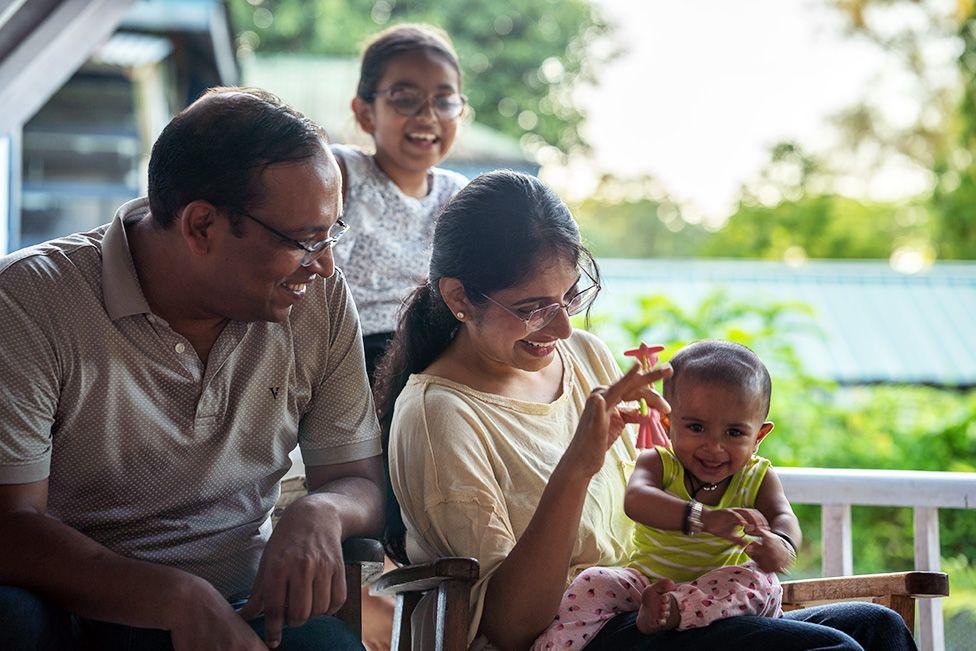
top-left (175, 343), bottom-right (186, 353)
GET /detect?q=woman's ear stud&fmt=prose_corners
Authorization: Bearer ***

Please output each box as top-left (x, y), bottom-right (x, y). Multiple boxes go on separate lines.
top-left (456, 311), bottom-right (465, 320)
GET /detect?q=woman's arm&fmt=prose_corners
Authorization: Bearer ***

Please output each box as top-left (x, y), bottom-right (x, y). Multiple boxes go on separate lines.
top-left (480, 365), bottom-right (670, 650)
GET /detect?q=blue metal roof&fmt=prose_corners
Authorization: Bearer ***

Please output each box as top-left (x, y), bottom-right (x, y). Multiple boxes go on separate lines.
top-left (593, 258), bottom-right (976, 387)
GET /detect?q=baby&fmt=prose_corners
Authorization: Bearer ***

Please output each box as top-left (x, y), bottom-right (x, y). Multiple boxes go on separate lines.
top-left (533, 340), bottom-right (800, 648)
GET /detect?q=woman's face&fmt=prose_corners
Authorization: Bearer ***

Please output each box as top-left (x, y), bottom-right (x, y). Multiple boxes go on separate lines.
top-left (464, 255), bottom-right (581, 373)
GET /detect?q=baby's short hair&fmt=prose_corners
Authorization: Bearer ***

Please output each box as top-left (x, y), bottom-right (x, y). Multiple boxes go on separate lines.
top-left (663, 340), bottom-right (772, 418)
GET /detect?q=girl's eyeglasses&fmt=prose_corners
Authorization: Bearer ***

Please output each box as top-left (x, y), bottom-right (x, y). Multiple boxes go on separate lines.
top-left (370, 87), bottom-right (467, 120)
top-left (477, 269), bottom-right (602, 333)
top-left (238, 210), bottom-right (349, 267)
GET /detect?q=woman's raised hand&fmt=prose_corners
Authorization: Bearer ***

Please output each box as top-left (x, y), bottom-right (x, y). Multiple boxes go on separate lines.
top-left (564, 363), bottom-right (672, 478)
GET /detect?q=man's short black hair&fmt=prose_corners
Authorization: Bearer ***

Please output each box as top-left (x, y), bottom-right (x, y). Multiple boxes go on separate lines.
top-left (147, 87), bottom-right (329, 230)
top-left (663, 340), bottom-right (772, 418)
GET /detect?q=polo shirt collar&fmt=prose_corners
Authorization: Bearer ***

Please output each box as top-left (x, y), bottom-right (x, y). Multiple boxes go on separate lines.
top-left (102, 197), bottom-right (153, 321)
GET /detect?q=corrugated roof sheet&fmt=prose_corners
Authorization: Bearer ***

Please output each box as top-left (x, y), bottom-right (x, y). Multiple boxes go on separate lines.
top-left (594, 258), bottom-right (976, 386)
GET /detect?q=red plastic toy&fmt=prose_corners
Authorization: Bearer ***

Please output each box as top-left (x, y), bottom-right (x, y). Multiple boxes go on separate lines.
top-left (623, 342), bottom-right (670, 449)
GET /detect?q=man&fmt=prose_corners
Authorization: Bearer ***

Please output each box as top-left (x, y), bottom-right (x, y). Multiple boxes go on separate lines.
top-left (0, 88), bottom-right (384, 650)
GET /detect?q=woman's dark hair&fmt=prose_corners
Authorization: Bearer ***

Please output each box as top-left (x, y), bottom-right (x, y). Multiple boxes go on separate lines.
top-left (356, 23), bottom-right (461, 101)
top-left (147, 87), bottom-right (328, 231)
top-left (373, 170), bottom-right (600, 563)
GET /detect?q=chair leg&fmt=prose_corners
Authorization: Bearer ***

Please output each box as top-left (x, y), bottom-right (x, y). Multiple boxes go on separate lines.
top-left (337, 562), bottom-right (363, 639)
top-left (435, 579), bottom-right (470, 651)
top-left (392, 592), bottom-right (422, 651)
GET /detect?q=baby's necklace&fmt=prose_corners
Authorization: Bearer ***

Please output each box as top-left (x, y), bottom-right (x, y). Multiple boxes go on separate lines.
top-left (688, 474), bottom-right (729, 500)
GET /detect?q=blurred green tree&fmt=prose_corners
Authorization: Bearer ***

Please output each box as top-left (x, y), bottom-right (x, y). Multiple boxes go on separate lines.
top-left (228, 0), bottom-right (615, 156)
top-left (571, 174), bottom-right (710, 258)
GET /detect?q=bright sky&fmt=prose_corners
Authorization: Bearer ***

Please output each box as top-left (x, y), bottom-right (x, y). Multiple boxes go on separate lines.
top-left (547, 0), bottom-right (944, 220)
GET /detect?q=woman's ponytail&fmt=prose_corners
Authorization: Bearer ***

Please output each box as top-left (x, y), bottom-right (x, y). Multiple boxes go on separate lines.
top-left (374, 282), bottom-right (458, 563)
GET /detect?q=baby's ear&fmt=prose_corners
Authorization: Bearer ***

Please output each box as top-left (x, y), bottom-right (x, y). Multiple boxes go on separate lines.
top-left (756, 421), bottom-right (774, 445)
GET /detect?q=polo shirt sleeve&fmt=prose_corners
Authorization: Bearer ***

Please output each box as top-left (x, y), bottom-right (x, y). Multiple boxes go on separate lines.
top-left (0, 258), bottom-right (61, 484)
top-left (298, 270), bottom-right (381, 466)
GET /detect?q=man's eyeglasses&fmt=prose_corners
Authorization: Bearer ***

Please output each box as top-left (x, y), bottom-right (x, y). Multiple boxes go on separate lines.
top-left (477, 268), bottom-right (602, 333)
top-left (238, 210), bottom-right (349, 267)
top-left (370, 87), bottom-right (467, 120)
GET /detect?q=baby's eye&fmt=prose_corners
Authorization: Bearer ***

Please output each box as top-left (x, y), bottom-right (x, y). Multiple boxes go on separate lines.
top-left (726, 428), bottom-right (745, 438)
top-left (688, 423), bottom-right (704, 433)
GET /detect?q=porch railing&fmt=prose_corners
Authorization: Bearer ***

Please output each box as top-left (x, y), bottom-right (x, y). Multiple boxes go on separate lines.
top-left (778, 468), bottom-right (976, 651)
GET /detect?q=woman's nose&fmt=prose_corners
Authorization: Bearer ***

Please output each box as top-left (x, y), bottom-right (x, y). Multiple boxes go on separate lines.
top-left (542, 306), bottom-right (573, 340)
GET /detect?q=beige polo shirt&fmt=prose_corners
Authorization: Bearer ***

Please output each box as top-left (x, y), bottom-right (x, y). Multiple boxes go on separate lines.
top-left (0, 198), bottom-right (381, 600)
top-left (389, 330), bottom-right (639, 647)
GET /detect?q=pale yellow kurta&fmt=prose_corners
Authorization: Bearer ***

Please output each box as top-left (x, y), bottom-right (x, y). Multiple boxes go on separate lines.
top-left (388, 329), bottom-right (639, 647)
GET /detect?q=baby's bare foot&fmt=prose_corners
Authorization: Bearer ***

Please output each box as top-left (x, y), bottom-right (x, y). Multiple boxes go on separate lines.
top-left (636, 579), bottom-right (679, 634)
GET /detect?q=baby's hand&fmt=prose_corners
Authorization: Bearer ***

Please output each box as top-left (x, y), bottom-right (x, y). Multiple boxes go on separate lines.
top-left (701, 507), bottom-right (769, 544)
top-left (745, 529), bottom-right (796, 574)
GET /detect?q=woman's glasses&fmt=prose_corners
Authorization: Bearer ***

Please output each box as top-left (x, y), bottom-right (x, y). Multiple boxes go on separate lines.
top-left (371, 87), bottom-right (467, 120)
top-left (477, 268), bottom-right (602, 333)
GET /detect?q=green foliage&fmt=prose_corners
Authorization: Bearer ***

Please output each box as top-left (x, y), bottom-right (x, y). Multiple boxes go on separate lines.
top-left (228, 0), bottom-right (613, 154)
top-left (929, 6), bottom-right (976, 260)
top-left (583, 291), bottom-right (976, 614)
top-left (571, 179), bottom-right (710, 258)
top-left (705, 194), bottom-right (937, 260)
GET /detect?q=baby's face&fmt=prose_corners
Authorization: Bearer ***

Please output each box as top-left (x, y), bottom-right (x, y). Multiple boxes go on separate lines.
top-left (667, 378), bottom-right (773, 485)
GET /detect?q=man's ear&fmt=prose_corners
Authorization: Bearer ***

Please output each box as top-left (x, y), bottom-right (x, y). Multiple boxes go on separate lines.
top-left (180, 200), bottom-right (220, 257)
top-left (352, 96), bottom-right (375, 134)
top-left (756, 421), bottom-right (775, 447)
top-left (438, 276), bottom-right (472, 320)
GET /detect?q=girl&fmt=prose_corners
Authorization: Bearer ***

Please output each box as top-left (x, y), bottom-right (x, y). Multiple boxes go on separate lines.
top-left (332, 23), bottom-right (468, 382)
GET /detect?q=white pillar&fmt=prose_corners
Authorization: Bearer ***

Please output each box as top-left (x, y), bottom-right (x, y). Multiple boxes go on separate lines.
top-left (821, 503), bottom-right (853, 577)
top-left (914, 507), bottom-right (944, 651)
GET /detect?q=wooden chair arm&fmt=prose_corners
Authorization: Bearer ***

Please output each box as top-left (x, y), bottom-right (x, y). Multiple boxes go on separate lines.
top-left (782, 571), bottom-right (949, 603)
top-left (342, 537), bottom-right (385, 564)
top-left (370, 557), bottom-right (480, 597)
top-left (782, 571), bottom-right (949, 635)
top-left (370, 558), bottom-right (480, 650)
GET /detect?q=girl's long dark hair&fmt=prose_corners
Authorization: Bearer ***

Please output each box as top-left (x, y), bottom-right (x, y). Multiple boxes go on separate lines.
top-left (373, 170), bottom-right (600, 564)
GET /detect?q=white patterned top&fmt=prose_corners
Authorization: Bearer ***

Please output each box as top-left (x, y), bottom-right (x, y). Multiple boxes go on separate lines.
top-left (331, 144), bottom-right (467, 336)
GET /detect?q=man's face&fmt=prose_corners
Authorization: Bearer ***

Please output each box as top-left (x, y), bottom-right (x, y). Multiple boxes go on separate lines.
top-left (207, 151), bottom-right (342, 323)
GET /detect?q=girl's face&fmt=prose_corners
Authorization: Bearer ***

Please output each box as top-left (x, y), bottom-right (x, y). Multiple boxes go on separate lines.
top-left (667, 377), bottom-right (773, 486)
top-left (358, 50), bottom-right (461, 177)
top-left (462, 255), bottom-right (583, 374)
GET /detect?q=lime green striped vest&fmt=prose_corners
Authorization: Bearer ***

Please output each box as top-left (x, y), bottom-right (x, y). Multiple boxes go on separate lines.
top-left (630, 446), bottom-right (771, 582)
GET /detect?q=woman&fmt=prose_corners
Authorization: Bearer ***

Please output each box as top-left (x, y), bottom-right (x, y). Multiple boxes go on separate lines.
top-left (374, 171), bottom-right (915, 650)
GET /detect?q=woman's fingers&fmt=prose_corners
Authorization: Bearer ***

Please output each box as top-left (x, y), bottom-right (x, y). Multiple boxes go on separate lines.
top-left (604, 363), bottom-right (672, 409)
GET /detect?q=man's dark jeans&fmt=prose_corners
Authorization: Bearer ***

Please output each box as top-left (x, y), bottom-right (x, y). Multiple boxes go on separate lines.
top-left (588, 600), bottom-right (918, 650)
top-left (0, 585), bottom-right (364, 650)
